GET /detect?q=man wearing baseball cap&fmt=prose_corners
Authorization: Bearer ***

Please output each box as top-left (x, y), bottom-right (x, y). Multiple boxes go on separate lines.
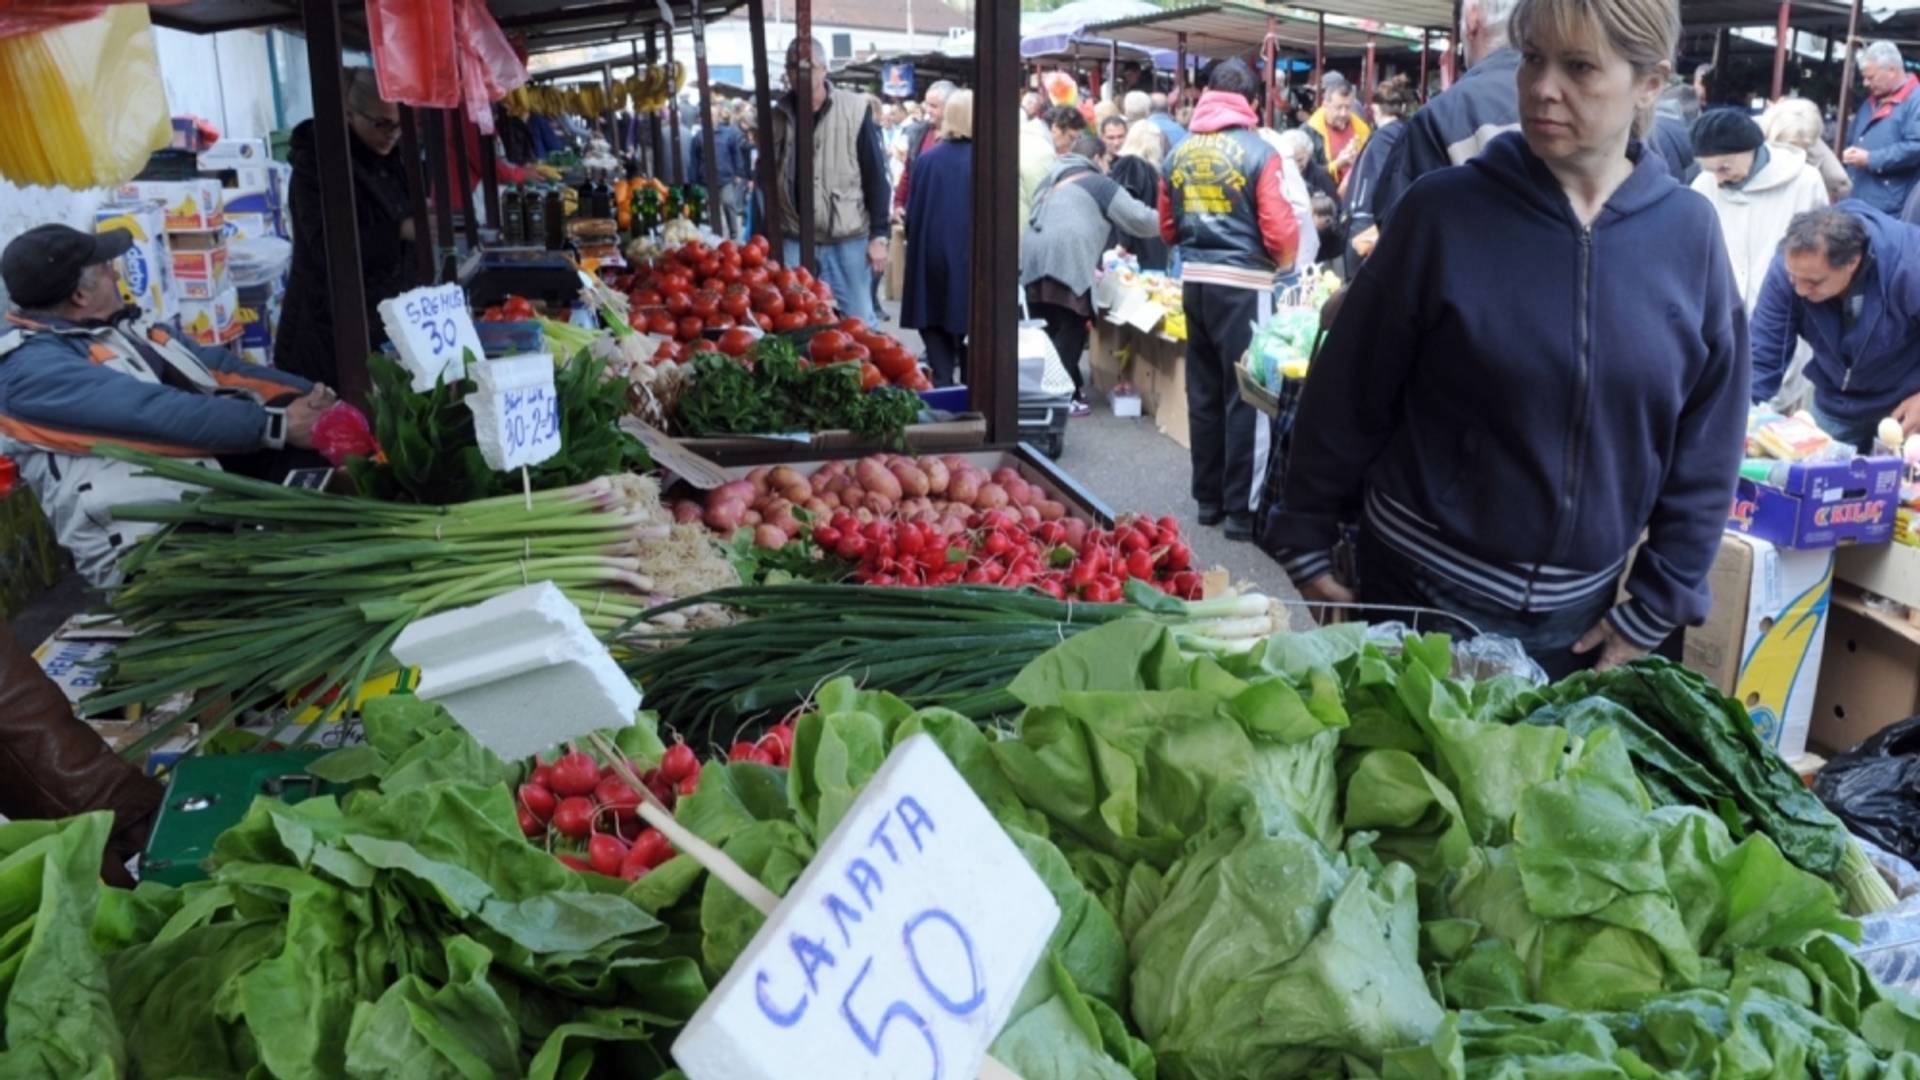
top-left (0, 223), bottom-right (328, 586)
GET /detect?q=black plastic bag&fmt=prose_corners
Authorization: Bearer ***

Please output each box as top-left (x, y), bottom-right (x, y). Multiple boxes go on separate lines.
top-left (1815, 716), bottom-right (1920, 865)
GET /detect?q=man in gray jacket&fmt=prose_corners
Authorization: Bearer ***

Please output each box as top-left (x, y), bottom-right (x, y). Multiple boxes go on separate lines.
top-left (1020, 136), bottom-right (1160, 415)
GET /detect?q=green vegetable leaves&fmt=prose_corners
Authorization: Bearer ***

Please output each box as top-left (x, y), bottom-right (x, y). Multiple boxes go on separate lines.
top-left (674, 343), bottom-right (922, 447)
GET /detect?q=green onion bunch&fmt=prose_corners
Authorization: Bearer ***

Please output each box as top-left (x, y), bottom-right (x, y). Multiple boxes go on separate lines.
top-left (85, 446), bottom-right (691, 760)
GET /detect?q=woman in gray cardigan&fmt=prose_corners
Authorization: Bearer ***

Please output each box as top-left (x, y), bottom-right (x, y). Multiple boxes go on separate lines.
top-left (1021, 135), bottom-right (1161, 413)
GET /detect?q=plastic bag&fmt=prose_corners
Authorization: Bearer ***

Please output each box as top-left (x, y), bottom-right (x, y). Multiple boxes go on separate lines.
top-left (452, 0), bottom-right (527, 137)
top-left (1814, 716), bottom-right (1920, 865)
top-left (1361, 621), bottom-right (1551, 685)
top-left (0, 5), bottom-right (170, 187)
top-left (365, 0), bottom-right (458, 108)
top-left (310, 402), bottom-right (382, 467)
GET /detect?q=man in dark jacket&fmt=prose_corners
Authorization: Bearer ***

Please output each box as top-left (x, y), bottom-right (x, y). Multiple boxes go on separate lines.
top-left (1751, 203), bottom-right (1920, 449)
top-left (277, 67), bottom-right (418, 387)
top-left (691, 103), bottom-right (754, 241)
top-left (1843, 41), bottom-right (1920, 216)
top-left (1158, 59), bottom-right (1300, 541)
top-left (1371, 0), bottom-right (1520, 225)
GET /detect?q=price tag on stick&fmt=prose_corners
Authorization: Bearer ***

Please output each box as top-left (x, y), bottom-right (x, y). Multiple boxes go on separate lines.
top-left (378, 283), bottom-right (485, 391)
top-left (467, 354), bottom-right (563, 471)
top-left (672, 736), bottom-right (1058, 1080)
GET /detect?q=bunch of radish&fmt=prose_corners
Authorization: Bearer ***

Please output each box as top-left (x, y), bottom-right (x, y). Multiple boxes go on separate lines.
top-left (516, 741), bottom-right (703, 881)
top-left (670, 455), bottom-right (1075, 549)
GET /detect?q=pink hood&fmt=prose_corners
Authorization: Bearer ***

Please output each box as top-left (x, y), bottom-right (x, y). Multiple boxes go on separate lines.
top-left (1188, 90), bottom-right (1259, 134)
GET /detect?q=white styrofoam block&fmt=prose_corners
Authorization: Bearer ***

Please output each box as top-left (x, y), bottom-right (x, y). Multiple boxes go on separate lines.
top-left (672, 734), bottom-right (1060, 1080)
top-left (378, 283), bottom-right (484, 391)
top-left (390, 582), bottom-right (637, 762)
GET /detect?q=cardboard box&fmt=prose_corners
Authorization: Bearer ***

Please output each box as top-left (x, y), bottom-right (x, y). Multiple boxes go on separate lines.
top-left (196, 136), bottom-right (270, 169)
top-left (1811, 588), bottom-right (1920, 753)
top-left (94, 203), bottom-right (176, 321)
top-left (1683, 532), bottom-right (1834, 760)
top-left (1729, 455), bottom-right (1903, 549)
top-left (233, 283), bottom-right (279, 363)
top-left (178, 284), bottom-right (240, 346)
top-left (113, 179), bottom-right (224, 233)
top-left (1836, 540), bottom-right (1920, 611)
top-left (168, 231), bottom-right (229, 300)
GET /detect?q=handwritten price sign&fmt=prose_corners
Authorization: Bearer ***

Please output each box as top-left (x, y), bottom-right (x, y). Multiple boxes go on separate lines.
top-left (466, 354), bottom-right (563, 471)
top-left (672, 736), bottom-right (1059, 1080)
top-left (378, 284), bottom-right (485, 392)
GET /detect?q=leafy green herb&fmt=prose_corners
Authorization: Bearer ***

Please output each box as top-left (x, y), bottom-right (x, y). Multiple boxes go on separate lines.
top-left (674, 336), bottom-right (922, 447)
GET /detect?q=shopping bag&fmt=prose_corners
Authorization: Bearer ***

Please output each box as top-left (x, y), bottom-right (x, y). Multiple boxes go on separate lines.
top-left (366, 0), bottom-right (458, 108)
top-left (0, 4), bottom-right (170, 187)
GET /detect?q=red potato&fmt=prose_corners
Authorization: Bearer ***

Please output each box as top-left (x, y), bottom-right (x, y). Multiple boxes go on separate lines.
top-left (1061, 518), bottom-right (1090, 548)
top-left (805, 498), bottom-right (830, 518)
top-left (1037, 500), bottom-right (1067, 522)
top-left (992, 467), bottom-right (1022, 488)
top-left (768, 466), bottom-right (805, 493)
top-left (741, 509), bottom-right (763, 527)
top-left (924, 458), bottom-right (950, 495)
top-left (818, 491), bottom-right (841, 510)
top-left (855, 458), bottom-right (902, 502)
top-left (866, 494), bottom-right (895, 517)
top-left (976, 483), bottom-right (1009, 510)
top-left (672, 500), bottom-right (702, 524)
top-left (782, 483), bottom-right (811, 505)
top-left (948, 471), bottom-right (981, 506)
top-left (840, 491), bottom-right (865, 512)
top-left (822, 460), bottom-right (849, 477)
top-left (890, 462), bottom-right (930, 497)
top-left (704, 499), bottom-right (746, 533)
top-left (755, 524), bottom-right (789, 548)
top-left (810, 472), bottom-right (831, 493)
top-left (940, 455), bottom-right (968, 474)
top-left (1005, 478), bottom-right (1035, 507)
top-left (826, 474), bottom-right (853, 496)
top-left (713, 479), bottom-right (754, 505)
top-left (746, 467), bottom-right (772, 497)
top-left (1021, 505), bottom-right (1043, 528)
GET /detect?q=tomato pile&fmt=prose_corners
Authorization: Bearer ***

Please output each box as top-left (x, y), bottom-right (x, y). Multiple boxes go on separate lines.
top-left (514, 725), bottom-right (795, 880)
top-left (820, 510), bottom-right (1200, 600)
top-left (478, 294), bottom-right (538, 322)
top-left (615, 235), bottom-right (925, 389)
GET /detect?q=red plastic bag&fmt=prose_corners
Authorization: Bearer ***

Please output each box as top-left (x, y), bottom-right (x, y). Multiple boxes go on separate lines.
top-left (0, 0), bottom-right (181, 40)
top-left (365, 0), bottom-right (457, 108)
top-left (310, 403), bottom-right (382, 467)
top-left (451, 0), bottom-right (526, 135)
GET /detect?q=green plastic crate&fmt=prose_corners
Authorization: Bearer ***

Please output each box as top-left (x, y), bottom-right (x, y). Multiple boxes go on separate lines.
top-left (141, 749), bottom-right (342, 885)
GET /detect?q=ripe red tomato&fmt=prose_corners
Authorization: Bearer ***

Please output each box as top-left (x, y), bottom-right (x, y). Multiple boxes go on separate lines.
top-left (858, 362), bottom-right (885, 391)
top-left (810, 308), bottom-right (836, 326)
top-left (707, 311), bottom-right (737, 330)
top-left (781, 287), bottom-right (813, 315)
top-left (716, 327), bottom-right (757, 357)
top-left (645, 311), bottom-right (676, 337)
top-left (809, 329), bottom-right (851, 362)
top-left (742, 266), bottom-right (770, 287)
top-left (690, 290), bottom-right (720, 319)
top-left (873, 345), bottom-right (915, 382)
top-left (697, 256), bottom-right (722, 279)
top-left (717, 240), bottom-right (738, 258)
top-left (774, 311), bottom-right (809, 332)
top-left (663, 290), bottom-right (692, 316)
top-left (631, 288), bottom-right (662, 307)
top-left (770, 269), bottom-right (794, 290)
top-left (838, 317), bottom-right (868, 336)
top-left (750, 284), bottom-right (783, 315)
top-left (741, 245), bottom-right (766, 267)
top-left (676, 315), bottom-right (704, 342)
top-left (835, 342), bottom-right (872, 364)
top-left (720, 289), bottom-right (750, 319)
top-left (755, 313), bottom-right (774, 331)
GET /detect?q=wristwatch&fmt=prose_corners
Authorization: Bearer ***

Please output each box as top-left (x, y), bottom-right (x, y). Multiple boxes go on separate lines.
top-left (263, 406), bottom-right (288, 450)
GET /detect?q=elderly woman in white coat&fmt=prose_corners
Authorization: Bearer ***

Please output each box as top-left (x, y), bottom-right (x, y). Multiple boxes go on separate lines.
top-left (1690, 110), bottom-right (1828, 412)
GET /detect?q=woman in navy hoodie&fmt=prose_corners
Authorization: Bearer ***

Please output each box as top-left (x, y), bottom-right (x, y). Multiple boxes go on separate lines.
top-left (1273, 0), bottom-right (1748, 677)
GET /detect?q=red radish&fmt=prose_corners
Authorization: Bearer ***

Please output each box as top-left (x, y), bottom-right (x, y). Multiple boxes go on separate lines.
top-left (530, 762), bottom-right (556, 789)
top-left (1126, 550), bottom-right (1157, 580)
top-left (517, 803), bottom-right (545, 838)
top-left (551, 796), bottom-right (596, 839)
top-left (588, 833), bottom-right (630, 876)
top-left (518, 782), bottom-right (557, 821)
top-left (630, 828), bottom-right (674, 869)
top-left (746, 745), bottom-right (777, 766)
top-left (557, 854), bottom-right (594, 873)
top-left (727, 741), bottom-right (758, 762)
top-left (549, 752), bottom-right (601, 797)
top-left (660, 742), bottom-right (699, 783)
top-left (677, 772), bottom-right (700, 797)
top-left (619, 847), bottom-right (654, 881)
top-left (646, 775), bottom-right (676, 806)
top-left (595, 776), bottom-right (641, 824)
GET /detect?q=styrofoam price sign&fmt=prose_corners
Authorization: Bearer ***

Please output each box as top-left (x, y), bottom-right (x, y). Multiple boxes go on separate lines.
top-left (378, 283), bottom-right (484, 391)
top-left (672, 735), bottom-right (1059, 1080)
top-left (467, 354), bottom-right (562, 471)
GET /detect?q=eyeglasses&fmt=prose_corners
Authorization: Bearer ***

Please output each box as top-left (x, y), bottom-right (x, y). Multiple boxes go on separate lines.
top-left (354, 110), bottom-right (402, 135)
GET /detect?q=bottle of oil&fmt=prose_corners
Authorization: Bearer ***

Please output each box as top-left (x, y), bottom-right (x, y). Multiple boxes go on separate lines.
top-left (524, 184), bottom-right (548, 250)
top-left (501, 184), bottom-right (524, 246)
top-left (543, 185), bottom-right (566, 249)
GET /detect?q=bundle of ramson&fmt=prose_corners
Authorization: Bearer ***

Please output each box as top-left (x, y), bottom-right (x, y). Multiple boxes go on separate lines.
top-left (7, 616), bottom-right (1916, 1079)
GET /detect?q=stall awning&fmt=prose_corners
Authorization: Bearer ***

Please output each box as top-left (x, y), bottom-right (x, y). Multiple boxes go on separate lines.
top-left (1279, 0), bottom-right (1455, 32)
top-left (149, 0), bottom-right (746, 55)
top-left (1085, 2), bottom-right (1420, 62)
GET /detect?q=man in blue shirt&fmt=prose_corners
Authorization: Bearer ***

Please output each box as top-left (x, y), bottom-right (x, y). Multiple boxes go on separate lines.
top-left (1148, 91), bottom-right (1187, 153)
top-left (690, 102), bottom-right (755, 241)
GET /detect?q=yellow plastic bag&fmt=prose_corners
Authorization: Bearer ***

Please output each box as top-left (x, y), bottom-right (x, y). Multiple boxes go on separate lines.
top-left (0, 5), bottom-right (170, 188)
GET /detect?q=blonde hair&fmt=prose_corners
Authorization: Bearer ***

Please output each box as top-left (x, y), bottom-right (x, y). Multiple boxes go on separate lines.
top-left (1509, 0), bottom-right (1678, 138)
top-left (1093, 99), bottom-right (1119, 127)
top-left (1119, 119), bottom-right (1164, 166)
top-left (1762, 97), bottom-right (1824, 150)
top-left (940, 89), bottom-right (974, 141)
